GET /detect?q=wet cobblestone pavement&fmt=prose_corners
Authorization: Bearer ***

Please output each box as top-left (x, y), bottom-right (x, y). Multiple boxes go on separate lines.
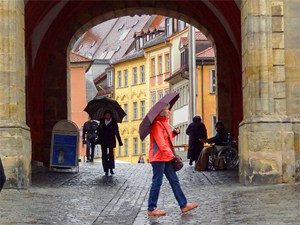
top-left (0, 162), bottom-right (299, 225)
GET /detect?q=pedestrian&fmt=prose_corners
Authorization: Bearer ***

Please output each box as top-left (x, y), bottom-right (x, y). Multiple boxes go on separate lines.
top-left (0, 157), bottom-right (6, 192)
top-left (186, 115), bottom-right (207, 166)
top-left (138, 155), bottom-right (145, 163)
top-left (82, 116), bottom-right (98, 162)
top-left (196, 121), bottom-right (228, 171)
top-left (96, 110), bottom-right (123, 176)
top-left (147, 104), bottom-right (198, 216)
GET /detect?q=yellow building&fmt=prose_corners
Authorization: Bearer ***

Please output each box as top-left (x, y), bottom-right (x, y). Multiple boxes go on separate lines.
top-left (112, 52), bottom-right (149, 163)
top-left (196, 47), bottom-right (217, 137)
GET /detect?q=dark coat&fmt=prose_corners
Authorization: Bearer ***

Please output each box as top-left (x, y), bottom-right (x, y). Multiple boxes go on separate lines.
top-left (207, 127), bottom-right (228, 145)
top-left (0, 157), bottom-right (6, 192)
top-left (82, 120), bottom-right (98, 140)
top-left (96, 119), bottom-right (123, 148)
top-left (186, 121), bottom-right (207, 160)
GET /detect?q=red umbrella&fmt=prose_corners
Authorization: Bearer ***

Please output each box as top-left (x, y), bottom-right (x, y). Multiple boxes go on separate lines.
top-left (139, 93), bottom-right (179, 140)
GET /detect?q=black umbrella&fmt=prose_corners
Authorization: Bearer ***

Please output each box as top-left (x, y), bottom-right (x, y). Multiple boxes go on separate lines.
top-left (84, 97), bottom-right (126, 123)
top-left (139, 93), bottom-right (179, 140)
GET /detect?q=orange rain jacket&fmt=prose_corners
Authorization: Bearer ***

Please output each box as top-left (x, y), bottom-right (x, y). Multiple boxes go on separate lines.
top-left (149, 115), bottom-right (176, 162)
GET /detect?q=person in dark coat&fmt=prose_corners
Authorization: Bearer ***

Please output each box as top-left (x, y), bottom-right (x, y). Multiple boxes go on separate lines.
top-left (186, 116), bottom-right (207, 166)
top-left (0, 157), bottom-right (6, 192)
top-left (82, 117), bottom-right (98, 162)
top-left (96, 110), bottom-right (123, 176)
top-left (195, 121), bottom-right (228, 171)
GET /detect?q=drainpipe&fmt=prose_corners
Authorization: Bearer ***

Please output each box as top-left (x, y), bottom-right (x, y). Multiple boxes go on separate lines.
top-left (201, 59), bottom-right (204, 121)
top-left (188, 25), bottom-right (196, 123)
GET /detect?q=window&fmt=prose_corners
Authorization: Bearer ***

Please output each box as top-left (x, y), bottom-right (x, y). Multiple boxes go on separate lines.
top-left (151, 92), bottom-right (156, 106)
top-left (107, 70), bottom-right (113, 87)
top-left (140, 65), bottom-right (145, 83)
top-left (118, 145), bottom-right (122, 156)
top-left (166, 18), bottom-right (173, 37)
top-left (151, 58), bottom-right (155, 76)
top-left (117, 71), bottom-right (122, 88)
top-left (139, 37), bottom-right (144, 48)
top-left (178, 20), bottom-right (185, 31)
top-left (133, 138), bottom-right (138, 155)
top-left (124, 104), bottom-right (128, 121)
top-left (133, 67), bottom-right (138, 85)
top-left (133, 102), bottom-right (138, 120)
top-left (165, 54), bottom-right (170, 73)
top-left (180, 51), bottom-right (187, 67)
top-left (141, 140), bottom-right (146, 154)
top-left (211, 115), bottom-right (217, 136)
top-left (210, 69), bottom-right (216, 94)
top-left (158, 56), bottom-right (162, 74)
top-left (124, 139), bottom-right (128, 156)
top-left (158, 92), bottom-right (163, 100)
top-left (165, 89), bottom-right (169, 95)
top-left (141, 101), bottom-right (145, 118)
top-left (124, 69), bottom-right (128, 87)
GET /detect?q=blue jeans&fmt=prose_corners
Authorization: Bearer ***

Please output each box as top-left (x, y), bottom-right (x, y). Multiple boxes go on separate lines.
top-left (148, 161), bottom-right (187, 211)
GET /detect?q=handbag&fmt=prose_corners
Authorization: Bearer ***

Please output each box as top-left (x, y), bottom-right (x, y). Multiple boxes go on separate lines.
top-left (159, 121), bottom-right (184, 171)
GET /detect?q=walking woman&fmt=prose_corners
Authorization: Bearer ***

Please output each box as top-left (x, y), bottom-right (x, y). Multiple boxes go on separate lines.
top-left (96, 110), bottom-right (123, 176)
top-left (147, 104), bottom-right (198, 216)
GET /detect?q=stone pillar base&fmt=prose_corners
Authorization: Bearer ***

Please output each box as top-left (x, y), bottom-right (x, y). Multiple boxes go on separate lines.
top-left (239, 116), bottom-right (296, 185)
top-left (0, 121), bottom-right (31, 188)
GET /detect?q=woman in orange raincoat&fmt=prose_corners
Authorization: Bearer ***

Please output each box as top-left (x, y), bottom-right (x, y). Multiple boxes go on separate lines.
top-left (147, 104), bottom-right (198, 217)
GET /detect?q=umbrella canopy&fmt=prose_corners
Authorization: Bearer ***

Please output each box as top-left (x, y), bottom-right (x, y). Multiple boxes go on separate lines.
top-left (84, 97), bottom-right (126, 123)
top-left (139, 93), bottom-right (179, 140)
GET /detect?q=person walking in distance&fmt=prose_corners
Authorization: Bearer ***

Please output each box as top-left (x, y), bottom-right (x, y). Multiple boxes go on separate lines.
top-left (96, 110), bottom-right (123, 176)
top-left (147, 104), bottom-right (198, 217)
top-left (82, 116), bottom-right (98, 162)
top-left (186, 115), bottom-right (207, 166)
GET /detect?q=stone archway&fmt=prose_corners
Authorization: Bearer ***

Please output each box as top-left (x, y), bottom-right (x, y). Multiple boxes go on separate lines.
top-left (1, 0), bottom-right (299, 188)
top-left (25, 0), bottom-right (242, 167)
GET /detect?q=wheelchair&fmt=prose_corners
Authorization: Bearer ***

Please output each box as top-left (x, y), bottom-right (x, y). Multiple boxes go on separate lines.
top-left (207, 133), bottom-right (239, 171)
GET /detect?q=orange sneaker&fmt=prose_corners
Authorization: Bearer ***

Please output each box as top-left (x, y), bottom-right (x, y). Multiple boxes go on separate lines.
top-left (147, 208), bottom-right (166, 217)
top-left (181, 203), bottom-right (199, 213)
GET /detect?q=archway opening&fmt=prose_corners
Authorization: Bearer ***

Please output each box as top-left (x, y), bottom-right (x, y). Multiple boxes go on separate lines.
top-left (25, 1), bottom-right (241, 168)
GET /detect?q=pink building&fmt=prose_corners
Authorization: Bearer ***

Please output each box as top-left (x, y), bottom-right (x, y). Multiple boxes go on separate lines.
top-left (70, 52), bottom-right (92, 158)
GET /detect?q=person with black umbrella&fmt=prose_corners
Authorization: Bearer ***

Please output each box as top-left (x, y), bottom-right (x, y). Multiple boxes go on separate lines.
top-left (96, 110), bottom-right (123, 176)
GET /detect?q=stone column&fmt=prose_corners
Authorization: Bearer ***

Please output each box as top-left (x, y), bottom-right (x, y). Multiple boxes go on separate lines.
top-left (0, 0), bottom-right (31, 188)
top-left (239, 0), bottom-right (297, 185)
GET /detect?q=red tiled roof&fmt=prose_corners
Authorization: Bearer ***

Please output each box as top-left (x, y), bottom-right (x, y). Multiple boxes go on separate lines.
top-left (195, 31), bottom-right (208, 41)
top-left (180, 37), bottom-right (188, 47)
top-left (196, 47), bottom-right (215, 58)
top-left (70, 51), bottom-right (92, 62)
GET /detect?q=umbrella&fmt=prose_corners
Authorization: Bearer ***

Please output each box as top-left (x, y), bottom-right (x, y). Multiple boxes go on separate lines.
top-left (84, 97), bottom-right (126, 123)
top-left (139, 93), bottom-right (179, 140)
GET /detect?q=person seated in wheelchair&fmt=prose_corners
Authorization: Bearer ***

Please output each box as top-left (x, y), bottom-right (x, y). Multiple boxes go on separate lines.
top-left (195, 122), bottom-right (228, 171)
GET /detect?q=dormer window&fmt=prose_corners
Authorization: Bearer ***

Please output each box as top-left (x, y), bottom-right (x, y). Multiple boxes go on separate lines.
top-left (132, 20), bottom-right (139, 27)
top-left (118, 24), bottom-right (124, 30)
top-left (166, 18), bottom-right (173, 37)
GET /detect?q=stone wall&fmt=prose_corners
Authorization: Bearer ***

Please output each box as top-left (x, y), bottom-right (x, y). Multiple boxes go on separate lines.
top-left (239, 0), bottom-right (300, 185)
top-left (0, 0), bottom-right (31, 188)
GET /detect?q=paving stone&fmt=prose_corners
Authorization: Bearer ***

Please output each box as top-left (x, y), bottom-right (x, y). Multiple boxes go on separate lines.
top-left (0, 162), bottom-right (299, 225)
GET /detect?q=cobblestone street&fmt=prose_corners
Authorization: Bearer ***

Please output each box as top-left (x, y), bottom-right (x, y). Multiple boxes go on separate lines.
top-left (0, 162), bottom-right (299, 225)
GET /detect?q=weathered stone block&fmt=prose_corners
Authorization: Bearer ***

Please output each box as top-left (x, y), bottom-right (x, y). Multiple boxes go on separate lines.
top-left (273, 82), bottom-right (286, 99)
top-left (248, 132), bottom-right (279, 152)
top-left (285, 50), bottom-right (299, 67)
top-left (271, 2), bottom-right (283, 16)
top-left (250, 158), bottom-right (279, 173)
top-left (273, 66), bottom-right (285, 82)
top-left (274, 99), bottom-right (286, 115)
top-left (272, 17), bottom-right (284, 32)
top-left (273, 49), bottom-right (285, 65)
top-left (272, 32), bottom-right (284, 49)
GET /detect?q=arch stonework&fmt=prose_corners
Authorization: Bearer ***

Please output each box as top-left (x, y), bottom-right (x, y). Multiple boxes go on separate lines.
top-left (0, 0), bottom-right (298, 188)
